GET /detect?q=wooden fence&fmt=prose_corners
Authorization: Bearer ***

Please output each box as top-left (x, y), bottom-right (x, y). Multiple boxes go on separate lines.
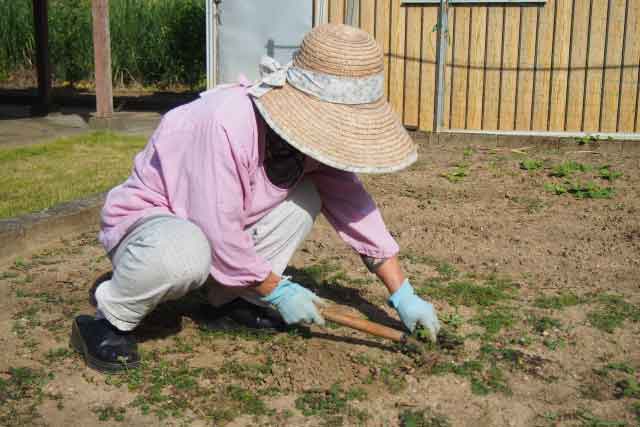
top-left (324, 0), bottom-right (640, 135)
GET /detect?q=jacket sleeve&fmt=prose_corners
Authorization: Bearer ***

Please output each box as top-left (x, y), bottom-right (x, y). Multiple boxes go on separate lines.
top-left (153, 116), bottom-right (272, 287)
top-left (309, 165), bottom-right (399, 259)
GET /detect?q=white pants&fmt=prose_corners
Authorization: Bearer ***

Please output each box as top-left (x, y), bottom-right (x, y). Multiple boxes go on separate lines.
top-left (95, 178), bottom-right (321, 331)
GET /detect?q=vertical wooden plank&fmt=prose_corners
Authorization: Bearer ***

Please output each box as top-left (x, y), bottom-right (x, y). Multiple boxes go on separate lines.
top-left (376, 0), bottom-right (391, 99)
top-left (601, 0), bottom-right (627, 131)
top-left (92, 0), bottom-right (113, 118)
top-left (329, 0), bottom-right (346, 24)
top-left (389, 0), bottom-right (406, 118)
top-left (532, 0), bottom-right (555, 130)
top-left (419, 7), bottom-right (439, 131)
top-left (565, 0), bottom-right (590, 131)
top-left (619, 0), bottom-right (640, 132)
top-left (360, 0), bottom-right (376, 34)
top-left (467, 7), bottom-right (486, 129)
top-left (450, 7), bottom-right (470, 129)
top-left (404, 6), bottom-right (422, 128)
top-left (548, 0), bottom-right (572, 131)
top-left (515, 7), bottom-right (536, 130)
top-left (483, 6), bottom-right (503, 130)
top-left (499, 6), bottom-right (520, 130)
top-left (32, 0), bottom-right (51, 116)
top-left (443, 7), bottom-right (455, 128)
top-left (583, 1), bottom-right (608, 132)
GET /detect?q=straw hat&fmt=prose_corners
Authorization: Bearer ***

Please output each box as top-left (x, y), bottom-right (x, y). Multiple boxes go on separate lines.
top-left (250, 24), bottom-right (416, 174)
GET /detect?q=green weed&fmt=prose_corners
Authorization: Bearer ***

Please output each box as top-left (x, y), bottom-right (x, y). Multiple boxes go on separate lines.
top-left (442, 163), bottom-right (469, 183)
top-left (92, 405), bottom-right (126, 422)
top-left (545, 181), bottom-right (615, 199)
top-left (473, 308), bottom-right (516, 335)
top-left (534, 292), bottom-right (584, 309)
top-left (597, 165), bottom-right (623, 181)
top-left (587, 294), bottom-right (640, 333)
top-left (520, 159), bottom-right (544, 171)
top-left (225, 385), bottom-right (273, 417)
top-left (577, 410), bottom-right (627, 427)
top-left (295, 384), bottom-right (367, 417)
top-left (428, 281), bottom-right (512, 307)
top-left (399, 408), bottom-right (451, 427)
top-left (550, 161), bottom-right (591, 178)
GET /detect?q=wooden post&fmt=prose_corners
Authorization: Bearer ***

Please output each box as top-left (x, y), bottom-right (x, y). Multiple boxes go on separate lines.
top-left (91, 0), bottom-right (113, 118)
top-left (32, 0), bottom-right (51, 116)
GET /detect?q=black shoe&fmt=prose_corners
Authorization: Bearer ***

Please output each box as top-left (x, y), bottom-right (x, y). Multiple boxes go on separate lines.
top-left (200, 299), bottom-right (287, 331)
top-left (70, 315), bottom-right (140, 373)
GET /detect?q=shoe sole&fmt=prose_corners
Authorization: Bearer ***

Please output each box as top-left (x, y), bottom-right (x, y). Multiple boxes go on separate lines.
top-left (70, 318), bottom-right (141, 374)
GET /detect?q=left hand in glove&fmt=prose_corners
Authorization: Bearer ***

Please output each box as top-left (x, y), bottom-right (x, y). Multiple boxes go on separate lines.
top-left (388, 279), bottom-right (440, 341)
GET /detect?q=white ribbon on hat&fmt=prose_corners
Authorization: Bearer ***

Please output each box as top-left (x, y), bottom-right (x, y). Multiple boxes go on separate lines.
top-left (248, 56), bottom-right (384, 105)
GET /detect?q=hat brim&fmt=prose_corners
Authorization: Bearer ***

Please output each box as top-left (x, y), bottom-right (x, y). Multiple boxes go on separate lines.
top-left (252, 83), bottom-right (417, 174)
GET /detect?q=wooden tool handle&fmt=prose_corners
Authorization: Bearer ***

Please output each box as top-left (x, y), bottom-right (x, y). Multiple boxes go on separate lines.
top-left (321, 309), bottom-right (407, 343)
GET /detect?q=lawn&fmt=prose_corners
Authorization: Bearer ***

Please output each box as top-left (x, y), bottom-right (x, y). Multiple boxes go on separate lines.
top-left (0, 132), bottom-right (147, 219)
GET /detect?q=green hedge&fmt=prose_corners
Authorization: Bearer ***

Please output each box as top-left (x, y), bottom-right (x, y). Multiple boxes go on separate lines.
top-left (0, 0), bottom-right (205, 88)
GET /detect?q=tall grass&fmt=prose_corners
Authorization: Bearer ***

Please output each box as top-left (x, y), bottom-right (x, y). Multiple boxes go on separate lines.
top-left (0, 0), bottom-right (205, 88)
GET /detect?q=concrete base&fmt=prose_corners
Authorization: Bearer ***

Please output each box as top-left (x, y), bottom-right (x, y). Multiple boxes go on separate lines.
top-left (0, 194), bottom-right (105, 266)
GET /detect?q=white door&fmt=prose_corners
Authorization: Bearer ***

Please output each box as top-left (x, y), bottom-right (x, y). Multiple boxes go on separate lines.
top-left (215, 0), bottom-right (315, 84)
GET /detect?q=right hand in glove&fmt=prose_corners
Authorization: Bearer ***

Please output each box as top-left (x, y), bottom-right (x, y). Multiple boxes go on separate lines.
top-left (260, 278), bottom-right (325, 326)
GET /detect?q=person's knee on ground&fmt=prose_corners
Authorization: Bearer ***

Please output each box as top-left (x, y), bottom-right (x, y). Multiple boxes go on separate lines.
top-left (96, 217), bottom-right (211, 332)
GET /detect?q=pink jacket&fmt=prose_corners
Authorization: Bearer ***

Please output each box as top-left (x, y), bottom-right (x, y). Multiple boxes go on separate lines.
top-left (99, 84), bottom-right (399, 287)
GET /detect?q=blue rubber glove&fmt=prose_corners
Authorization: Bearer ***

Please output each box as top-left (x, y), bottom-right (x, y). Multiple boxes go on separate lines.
top-left (389, 280), bottom-right (440, 341)
top-left (261, 278), bottom-right (325, 326)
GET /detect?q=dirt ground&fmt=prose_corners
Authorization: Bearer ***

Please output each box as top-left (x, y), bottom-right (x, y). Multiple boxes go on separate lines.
top-left (1, 136), bottom-right (639, 427)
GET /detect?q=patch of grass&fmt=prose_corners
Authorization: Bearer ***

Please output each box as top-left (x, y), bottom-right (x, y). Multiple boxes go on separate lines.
top-left (44, 347), bottom-right (74, 364)
top-left (545, 181), bottom-right (615, 199)
top-left (567, 182), bottom-right (616, 199)
top-left (520, 159), bottom-right (544, 171)
top-left (225, 385), bottom-right (273, 417)
top-left (470, 365), bottom-right (510, 396)
top-left (577, 410), bottom-right (628, 427)
top-left (219, 359), bottom-right (273, 384)
top-left (550, 161), bottom-right (591, 178)
top-left (93, 405), bottom-right (126, 422)
top-left (399, 408), bottom-right (451, 427)
top-left (295, 384), bottom-right (367, 418)
top-left (441, 162), bottom-right (469, 183)
top-left (587, 294), bottom-right (640, 333)
top-left (605, 362), bottom-right (636, 375)
top-left (0, 367), bottom-right (55, 425)
top-left (473, 308), bottom-right (516, 335)
top-left (427, 280), bottom-right (512, 307)
top-left (534, 292), bottom-right (584, 309)
top-left (0, 132), bottom-right (147, 218)
top-left (597, 165), bottom-right (623, 181)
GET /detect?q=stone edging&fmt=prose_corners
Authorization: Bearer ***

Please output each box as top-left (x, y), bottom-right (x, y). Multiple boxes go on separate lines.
top-left (0, 194), bottom-right (105, 265)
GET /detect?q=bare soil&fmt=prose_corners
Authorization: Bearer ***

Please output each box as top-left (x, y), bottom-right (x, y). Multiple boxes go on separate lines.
top-left (1, 136), bottom-right (639, 426)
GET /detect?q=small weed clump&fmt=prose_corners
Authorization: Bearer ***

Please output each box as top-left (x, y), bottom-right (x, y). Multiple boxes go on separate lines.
top-left (442, 163), bottom-right (469, 183)
top-left (597, 165), bottom-right (623, 181)
top-left (399, 408), bottom-right (451, 427)
top-left (295, 384), bottom-right (368, 423)
top-left (92, 405), bottom-right (126, 422)
top-left (544, 181), bottom-right (615, 199)
top-left (534, 292), bottom-right (584, 309)
top-left (587, 294), bottom-right (640, 333)
top-left (0, 367), bottom-right (55, 425)
top-left (529, 315), bottom-right (562, 334)
top-left (520, 159), bottom-right (544, 171)
top-left (550, 161), bottom-right (591, 178)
